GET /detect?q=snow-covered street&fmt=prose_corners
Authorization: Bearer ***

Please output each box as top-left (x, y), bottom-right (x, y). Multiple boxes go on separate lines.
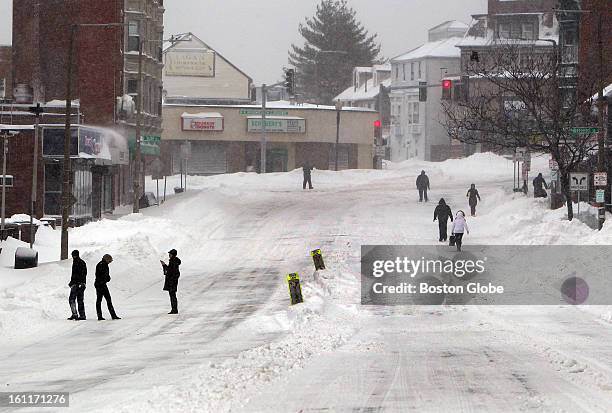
top-left (1, 154), bottom-right (612, 412)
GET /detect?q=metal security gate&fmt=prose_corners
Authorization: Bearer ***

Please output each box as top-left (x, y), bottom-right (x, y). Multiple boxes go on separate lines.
top-left (328, 144), bottom-right (350, 170)
top-left (174, 142), bottom-right (227, 175)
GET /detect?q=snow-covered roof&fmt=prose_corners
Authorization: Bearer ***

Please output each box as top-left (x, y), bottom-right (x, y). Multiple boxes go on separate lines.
top-left (373, 63), bottom-right (391, 72)
top-left (392, 37), bottom-right (463, 62)
top-left (181, 112), bottom-right (223, 118)
top-left (164, 100), bottom-right (376, 113)
top-left (0, 124), bottom-right (35, 130)
top-left (429, 20), bottom-right (469, 32)
top-left (335, 78), bottom-right (392, 102)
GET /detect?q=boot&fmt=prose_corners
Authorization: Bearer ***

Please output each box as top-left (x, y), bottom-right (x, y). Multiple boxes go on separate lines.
top-left (67, 315), bottom-right (78, 320)
top-left (111, 316), bottom-right (121, 320)
top-left (168, 310), bottom-right (178, 314)
top-left (98, 317), bottom-right (106, 321)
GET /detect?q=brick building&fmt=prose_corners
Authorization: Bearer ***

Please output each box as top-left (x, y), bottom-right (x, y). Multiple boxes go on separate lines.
top-left (0, 46), bottom-right (10, 101)
top-left (7, 0), bottom-right (164, 223)
top-left (578, 0), bottom-right (612, 96)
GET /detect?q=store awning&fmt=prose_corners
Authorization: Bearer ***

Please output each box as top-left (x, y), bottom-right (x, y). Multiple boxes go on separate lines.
top-left (181, 112), bottom-right (224, 131)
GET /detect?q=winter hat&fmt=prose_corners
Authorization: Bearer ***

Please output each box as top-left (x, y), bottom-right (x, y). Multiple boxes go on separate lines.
top-left (168, 249), bottom-right (178, 256)
top-left (71, 250), bottom-right (79, 257)
top-left (439, 198), bottom-right (446, 205)
top-left (103, 254), bottom-right (113, 262)
top-left (456, 210), bottom-right (465, 217)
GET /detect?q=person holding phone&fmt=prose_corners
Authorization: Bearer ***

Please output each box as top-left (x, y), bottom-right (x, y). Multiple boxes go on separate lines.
top-left (161, 249), bottom-right (181, 314)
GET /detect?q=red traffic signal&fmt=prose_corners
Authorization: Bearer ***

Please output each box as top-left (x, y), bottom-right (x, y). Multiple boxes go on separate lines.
top-left (374, 120), bottom-right (382, 128)
top-left (442, 79), bottom-right (452, 90)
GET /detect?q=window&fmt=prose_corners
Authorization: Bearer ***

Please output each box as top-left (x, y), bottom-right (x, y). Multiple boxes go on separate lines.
top-left (395, 65), bottom-right (399, 79)
top-left (418, 61), bottom-right (422, 79)
top-left (499, 23), bottom-right (511, 39)
top-left (128, 21), bottom-right (140, 52)
top-left (522, 23), bottom-right (534, 40)
top-left (127, 79), bottom-right (138, 95)
top-left (0, 175), bottom-right (13, 187)
top-left (411, 62), bottom-right (415, 80)
top-left (402, 64), bottom-right (406, 81)
top-left (0, 78), bottom-right (5, 99)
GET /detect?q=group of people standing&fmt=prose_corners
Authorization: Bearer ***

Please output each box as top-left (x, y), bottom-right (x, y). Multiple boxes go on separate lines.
top-left (67, 249), bottom-right (181, 321)
top-left (418, 171), bottom-right (479, 251)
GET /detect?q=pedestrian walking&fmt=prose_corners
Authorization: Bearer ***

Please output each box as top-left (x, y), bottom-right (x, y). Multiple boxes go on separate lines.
top-left (303, 161), bottom-right (314, 190)
top-left (433, 198), bottom-right (453, 242)
top-left (94, 254), bottom-right (120, 321)
top-left (451, 211), bottom-right (469, 252)
top-left (466, 184), bottom-right (481, 217)
top-left (533, 173), bottom-right (548, 198)
top-left (161, 249), bottom-right (182, 314)
top-left (68, 250), bottom-right (87, 320)
top-left (416, 170), bottom-right (430, 202)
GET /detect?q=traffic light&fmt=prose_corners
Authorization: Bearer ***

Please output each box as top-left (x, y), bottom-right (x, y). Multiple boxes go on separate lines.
top-left (442, 79), bottom-right (452, 100)
top-left (284, 68), bottom-right (295, 96)
top-left (374, 120), bottom-right (382, 145)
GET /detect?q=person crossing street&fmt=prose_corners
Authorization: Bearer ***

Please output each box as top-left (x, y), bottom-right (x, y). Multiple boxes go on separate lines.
top-left (68, 250), bottom-right (87, 320)
top-left (95, 254), bottom-right (120, 321)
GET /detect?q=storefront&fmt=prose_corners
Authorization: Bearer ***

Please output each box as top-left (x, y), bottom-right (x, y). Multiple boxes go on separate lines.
top-left (42, 125), bottom-right (128, 223)
top-left (162, 104), bottom-right (378, 174)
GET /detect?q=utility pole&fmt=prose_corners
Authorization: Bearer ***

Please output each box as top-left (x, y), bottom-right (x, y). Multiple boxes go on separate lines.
top-left (335, 101), bottom-right (342, 171)
top-left (61, 24), bottom-right (77, 260)
top-left (261, 84), bottom-right (267, 173)
top-left (1, 132), bottom-right (8, 235)
top-left (133, 39), bottom-right (144, 212)
top-left (29, 103), bottom-right (44, 248)
top-left (596, 14), bottom-right (606, 230)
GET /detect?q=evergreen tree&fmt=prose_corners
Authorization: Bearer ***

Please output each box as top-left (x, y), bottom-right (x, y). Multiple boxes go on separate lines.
top-left (289, 0), bottom-right (381, 104)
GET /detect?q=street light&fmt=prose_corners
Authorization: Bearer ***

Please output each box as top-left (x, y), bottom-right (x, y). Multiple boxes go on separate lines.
top-left (335, 101), bottom-right (343, 171)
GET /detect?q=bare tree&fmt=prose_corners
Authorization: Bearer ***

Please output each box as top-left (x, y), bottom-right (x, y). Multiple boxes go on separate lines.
top-left (442, 41), bottom-right (600, 220)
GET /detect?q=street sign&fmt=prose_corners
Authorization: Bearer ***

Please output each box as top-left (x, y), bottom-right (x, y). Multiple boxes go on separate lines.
top-left (180, 142), bottom-right (191, 160)
top-left (515, 147), bottom-right (528, 162)
top-left (596, 189), bottom-right (605, 203)
top-left (594, 172), bottom-right (607, 187)
top-left (375, 146), bottom-right (386, 157)
top-left (569, 172), bottom-right (588, 191)
top-left (239, 109), bottom-right (289, 116)
top-left (571, 127), bottom-right (599, 135)
top-left (150, 158), bottom-right (164, 180)
top-left (549, 159), bottom-right (559, 171)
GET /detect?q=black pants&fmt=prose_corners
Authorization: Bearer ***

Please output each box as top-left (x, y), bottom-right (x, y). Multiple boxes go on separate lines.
top-left (169, 291), bottom-right (178, 312)
top-left (454, 233), bottom-right (464, 251)
top-left (95, 285), bottom-right (118, 319)
top-left (419, 188), bottom-right (428, 202)
top-left (303, 176), bottom-right (312, 189)
top-left (470, 204), bottom-right (476, 216)
top-left (438, 221), bottom-right (448, 241)
top-left (69, 284), bottom-right (86, 318)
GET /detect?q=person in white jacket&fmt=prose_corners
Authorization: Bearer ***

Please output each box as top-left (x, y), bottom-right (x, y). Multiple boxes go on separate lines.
top-left (451, 211), bottom-right (469, 251)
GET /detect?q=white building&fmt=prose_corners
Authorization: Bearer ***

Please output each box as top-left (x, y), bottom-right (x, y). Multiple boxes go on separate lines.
top-left (389, 21), bottom-right (468, 161)
top-left (163, 33), bottom-right (253, 103)
top-left (335, 64), bottom-right (391, 111)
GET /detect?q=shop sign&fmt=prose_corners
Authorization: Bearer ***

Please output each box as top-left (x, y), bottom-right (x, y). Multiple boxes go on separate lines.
top-left (247, 117), bottom-right (306, 133)
top-left (165, 50), bottom-right (215, 77)
top-left (181, 114), bottom-right (224, 131)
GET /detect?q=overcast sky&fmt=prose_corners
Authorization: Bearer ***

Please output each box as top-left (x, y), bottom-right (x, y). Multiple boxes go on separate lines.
top-left (0, 0), bottom-right (486, 84)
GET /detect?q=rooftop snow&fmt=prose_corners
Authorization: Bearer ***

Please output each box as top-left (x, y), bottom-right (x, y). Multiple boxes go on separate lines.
top-left (164, 100), bottom-right (376, 113)
top-left (392, 37), bottom-right (464, 61)
top-left (335, 78), bottom-right (392, 102)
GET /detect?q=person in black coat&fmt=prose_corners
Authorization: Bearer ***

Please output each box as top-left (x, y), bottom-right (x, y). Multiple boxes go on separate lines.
top-left (466, 184), bottom-right (481, 217)
top-left (533, 173), bottom-right (548, 198)
top-left (303, 161), bottom-right (314, 190)
top-left (68, 250), bottom-right (87, 320)
top-left (416, 170), bottom-right (430, 202)
top-left (161, 249), bottom-right (181, 314)
top-left (433, 198), bottom-right (453, 242)
top-left (95, 254), bottom-right (120, 320)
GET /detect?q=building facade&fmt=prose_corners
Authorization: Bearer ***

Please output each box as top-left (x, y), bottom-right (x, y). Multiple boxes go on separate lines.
top-left (162, 103), bottom-right (377, 175)
top-left (389, 21), bottom-right (468, 161)
top-left (0, 46), bottom-right (10, 101)
top-left (8, 0), bottom-right (164, 222)
top-left (163, 33), bottom-right (252, 104)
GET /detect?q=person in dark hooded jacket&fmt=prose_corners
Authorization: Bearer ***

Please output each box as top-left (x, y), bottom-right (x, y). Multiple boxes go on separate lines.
top-left (466, 184), bottom-right (481, 217)
top-left (161, 249), bottom-right (181, 314)
top-left (433, 199), bottom-right (453, 242)
top-left (68, 250), bottom-right (87, 320)
top-left (303, 161), bottom-right (314, 190)
top-left (416, 170), bottom-right (430, 202)
top-left (95, 254), bottom-right (120, 320)
top-left (533, 173), bottom-right (548, 198)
